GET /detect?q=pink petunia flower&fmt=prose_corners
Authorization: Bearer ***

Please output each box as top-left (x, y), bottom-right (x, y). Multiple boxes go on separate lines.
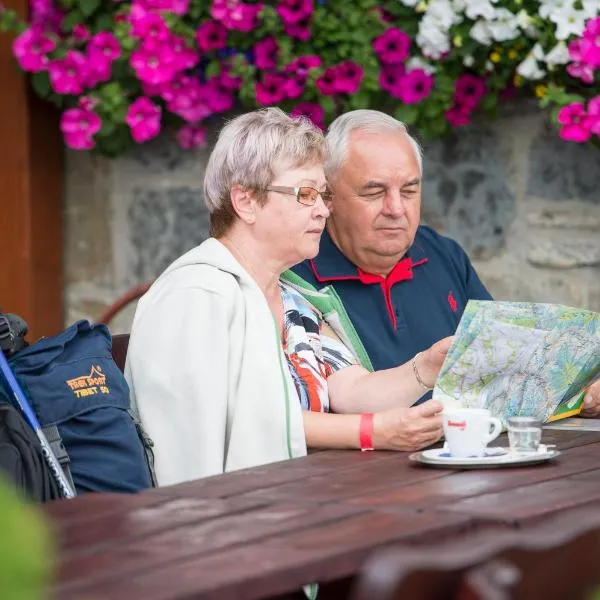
top-left (316, 66), bottom-right (338, 95)
top-left (60, 107), bottom-right (101, 150)
top-left (454, 74), bottom-right (486, 109)
top-left (373, 28), bottom-right (411, 65)
top-left (283, 16), bottom-right (311, 41)
top-left (30, 0), bottom-right (63, 33)
top-left (163, 76), bottom-right (211, 122)
top-left (140, 0), bottom-right (190, 15)
top-left (125, 96), bottom-right (162, 142)
top-left (48, 50), bottom-right (88, 95)
top-left (581, 17), bottom-right (600, 68)
top-left (285, 54), bottom-right (321, 74)
top-left (88, 32), bottom-right (121, 63)
top-left (130, 39), bottom-right (177, 84)
top-left (334, 61), bottom-right (364, 94)
top-left (396, 69), bottom-right (434, 104)
top-left (445, 101), bottom-right (473, 127)
top-left (290, 102), bottom-right (324, 130)
top-left (12, 26), bottom-right (57, 73)
top-left (255, 72), bottom-right (288, 105)
top-left (72, 24), bottom-right (90, 42)
top-left (195, 20), bottom-right (228, 52)
top-left (253, 37), bottom-right (279, 69)
top-left (169, 34), bottom-right (199, 71)
top-left (567, 39), bottom-right (596, 84)
top-left (379, 64), bottom-right (406, 97)
top-left (130, 9), bottom-right (170, 41)
top-left (557, 103), bottom-right (592, 143)
top-left (276, 0), bottom-right (313, 25)
top-left (211, 0), bottom-right (263, 32)
top-left (205, 77), bottom-right (235, 112)
top-left (284, 72), bottom-right (306, 99)
top-left (78, 96), bottom-right (99, 111)
top-left (217, 69), bottom-right (242, 91)
top-left (586, 96), bottom-right (600, 136)
top-left (176, 123), bottom-right (208, 149)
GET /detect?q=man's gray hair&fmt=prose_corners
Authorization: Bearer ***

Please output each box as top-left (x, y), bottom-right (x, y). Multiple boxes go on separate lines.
top-left (204, 107), bottom-right (327, 214)
top-left (325, 109), bottom-right (423, 176)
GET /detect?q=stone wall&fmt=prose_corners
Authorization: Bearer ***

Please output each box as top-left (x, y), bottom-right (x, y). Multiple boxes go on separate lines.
top-left (64, 106), bottom-right (600, 333)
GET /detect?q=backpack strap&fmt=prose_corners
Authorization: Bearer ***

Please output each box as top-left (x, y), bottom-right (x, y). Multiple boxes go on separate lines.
top-left (127, 407), bottom-right (158, 488)
top-left (41, 424), bottom-right (76, 496)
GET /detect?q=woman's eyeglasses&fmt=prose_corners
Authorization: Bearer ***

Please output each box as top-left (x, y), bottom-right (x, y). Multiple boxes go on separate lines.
top-left (265, 186), bottom-right (333, 207)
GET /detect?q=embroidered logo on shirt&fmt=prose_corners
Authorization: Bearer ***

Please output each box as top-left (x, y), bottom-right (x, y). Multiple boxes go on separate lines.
top-left (448, 291), bottom-right (458, 312)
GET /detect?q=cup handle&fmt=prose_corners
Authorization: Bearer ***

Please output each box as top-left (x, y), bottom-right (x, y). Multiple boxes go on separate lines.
top-left (486, 418), bottom-right (503, 444)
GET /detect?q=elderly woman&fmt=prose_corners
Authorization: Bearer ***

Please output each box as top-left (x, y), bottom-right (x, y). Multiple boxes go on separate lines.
top-left (126, 108), bottom-right (449, 486)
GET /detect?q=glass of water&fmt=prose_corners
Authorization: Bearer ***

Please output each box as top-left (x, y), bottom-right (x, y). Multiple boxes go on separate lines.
top-left (507, 416), bottom-right (542, 454)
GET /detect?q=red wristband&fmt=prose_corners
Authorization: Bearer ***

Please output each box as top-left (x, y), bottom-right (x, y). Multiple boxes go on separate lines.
top-left (359, 413), bottom-right (374, 452)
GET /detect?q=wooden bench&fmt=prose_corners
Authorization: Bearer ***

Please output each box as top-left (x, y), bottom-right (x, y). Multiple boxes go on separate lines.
top-left (351, 508), bottom-right (600, 600)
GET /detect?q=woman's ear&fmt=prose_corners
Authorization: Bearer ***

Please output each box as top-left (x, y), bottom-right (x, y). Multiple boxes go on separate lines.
top-left (230, 185), bottom-right (257, 224)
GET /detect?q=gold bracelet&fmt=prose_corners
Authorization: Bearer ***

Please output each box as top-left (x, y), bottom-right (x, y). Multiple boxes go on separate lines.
top-left (412, 352), bottom-right (433, 391)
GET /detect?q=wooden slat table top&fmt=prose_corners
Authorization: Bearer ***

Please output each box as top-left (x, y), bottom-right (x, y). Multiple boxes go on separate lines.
top-left (45, 430), bottom-right (600, 600)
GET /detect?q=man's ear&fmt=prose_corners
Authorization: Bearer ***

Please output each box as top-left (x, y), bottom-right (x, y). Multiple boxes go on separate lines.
top-left (230, 185), bottom-right (257, 224)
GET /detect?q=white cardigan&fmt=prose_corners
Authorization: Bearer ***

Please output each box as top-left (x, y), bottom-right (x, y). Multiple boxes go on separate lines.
top-left (125, 238), bottom-right (307, 486)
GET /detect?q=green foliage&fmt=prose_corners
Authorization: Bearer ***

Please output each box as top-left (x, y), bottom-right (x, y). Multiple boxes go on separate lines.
top-left (1, 0), bottom-right (597, 156)
top-left (0, 477), bottom-right (53, 600)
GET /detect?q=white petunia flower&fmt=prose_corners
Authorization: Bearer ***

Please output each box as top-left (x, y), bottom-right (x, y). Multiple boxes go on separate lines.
top-left (463, 55), bottom-right (475, 67)
top-left (515, 9), bottom-right (539, 38)
top-left (544, 41), bottom-right (570, 66)
top-left (538, 0), bottom-right (567, 20)
top-left (426, 0), bottom-right (461, 30)
top-left (470, 20), bottom-right (493, 45)
top-left (550, 4), bottom-right (587, 40)
top-left (488, 7), bottom-right (520, 42)
top-left (406, 56), bottom-right (437, 74)
top-left (485, 60), bottom-right (494, 71)
top-left (398, 0), bottom-right (421, 6)
top-left (517, 44), bottom-right (546, 80)
top-left (416, 23), bottom-right (451, 58)
top-left (465, 0), bottom-right (497, 21)
top-left (452, 0), bottom-right (467, 11)
top-left (582, 0), bottom-right (599, 18)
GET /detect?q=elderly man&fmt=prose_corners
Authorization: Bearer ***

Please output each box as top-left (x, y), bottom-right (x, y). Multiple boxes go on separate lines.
top-left (286, 109), bottom-right (600, 414)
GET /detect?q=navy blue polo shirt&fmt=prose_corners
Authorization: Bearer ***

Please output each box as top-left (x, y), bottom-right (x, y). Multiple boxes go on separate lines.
top-left (292, 225), bottom-right (492, 379)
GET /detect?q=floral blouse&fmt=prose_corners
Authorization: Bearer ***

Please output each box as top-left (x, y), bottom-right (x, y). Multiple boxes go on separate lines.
top-left (280, 281), bottom-right (357, 413)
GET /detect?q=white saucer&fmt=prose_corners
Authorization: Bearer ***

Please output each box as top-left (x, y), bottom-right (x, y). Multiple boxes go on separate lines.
top-left (409, 445), bottom-right (561, 469)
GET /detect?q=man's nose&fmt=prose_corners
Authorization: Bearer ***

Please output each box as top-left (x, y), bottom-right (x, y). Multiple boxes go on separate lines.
top-left (381, 190), bottom-right (406, 217)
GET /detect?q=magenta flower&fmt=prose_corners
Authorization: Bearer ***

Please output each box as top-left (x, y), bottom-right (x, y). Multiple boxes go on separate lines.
top-left (334, 61), bottom-right (364, 94)
top-left (581, 17), bottom-right (600, 68)
top-left (163, 76), bottom-right (211, 122)
top-left (195, 20), bottom-right (228, 52)
top-left (217, 69), bottom-right (242, 91)
top-left (72, 24), bottom-right (90, 42)
top-left (588, 96), bottom-right (600, 136)
top-left (316, 67), bottom-right (338, 95)
top-left (130, 9), bottom-right (170, 41)
top-left (286, 55), bottom-right (321, 74)
top-left (379, 64), bottom-right (406, 97)
top-left (12, 27), bottom-right (56, 73)
top-left (277, 0), bottom-right (313, 25)
top-left (78, 96), bottom-right (99, 111)
top-left (290, 102), bottom-right (324, 130)
top-left (30, 0), bottom-right (63, 33)
top-left (205, 77), bottom-right (235, 112)
top-left (254, 37), bottom-right (279, 69)
top-left (88, 32), bottom-right (121, 63)
top-left (125, 97), bottom-right (162, 142)
top-left (60, 107), bottom-right (101, 150)
top-left (48, 50), bottom-right (88, 95)
top-left (141, 0), bottom-right (190, 15)
top-left (176, 124), bottom-right (207, 149)
top-left (284, 73), bottom-right (306, 99)
top-left (130, 39), bottom-right (177, 84)
top-left (211, 0), bottom-right (263, 32)
top-left (255, 72), bottom-right (288, 105)
top-left (557, 103), bottom-right (592, 143)
top-left (170, 34), bottom-right (199, 71)
top-left (445, 102), bottom-right (472, 127)
top-left (284, 17), bottom-right (311, 41)
top-left (373, 28), bottom-right (411, 65)
top-left (396, 69), bottom-right (434, 104)
top-left (454, 74), bottom-right (486, 109)
top-left (567, 39), bottom-right (596, 84)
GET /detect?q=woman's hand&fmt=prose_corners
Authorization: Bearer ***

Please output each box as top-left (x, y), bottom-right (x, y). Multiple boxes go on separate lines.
top-left (415, 336), bottom-right (454, 388)
top-left (373, 400), bottom-right (444, 451)
top-left (580, 381), bottom-right (600, 418)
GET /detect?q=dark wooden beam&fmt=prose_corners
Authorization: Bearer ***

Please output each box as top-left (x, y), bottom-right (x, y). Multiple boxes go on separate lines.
top-left (0, 0), bottom-right (64, 339)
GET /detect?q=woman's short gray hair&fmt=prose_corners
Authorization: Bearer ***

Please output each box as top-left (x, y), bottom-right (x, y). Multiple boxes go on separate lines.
top-left (204, 107), bottom-right (327, 215)
top-left (325, 109), bottom-right (422, 176)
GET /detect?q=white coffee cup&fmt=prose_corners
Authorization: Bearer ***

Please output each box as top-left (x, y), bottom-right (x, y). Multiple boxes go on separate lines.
top-left (442, 408), bottom-right (502, 458)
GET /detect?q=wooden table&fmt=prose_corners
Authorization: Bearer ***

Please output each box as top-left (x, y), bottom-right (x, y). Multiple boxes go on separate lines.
top-left (44, 430), bottom-right (600, 600)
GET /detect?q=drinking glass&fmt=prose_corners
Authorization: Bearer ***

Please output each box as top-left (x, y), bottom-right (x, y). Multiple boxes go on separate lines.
top-left (507, 416), bottom-right (542, 454)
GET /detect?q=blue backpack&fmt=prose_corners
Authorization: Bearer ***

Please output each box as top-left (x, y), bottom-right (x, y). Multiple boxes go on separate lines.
top-left (0, 320), bottom-right (156, 495)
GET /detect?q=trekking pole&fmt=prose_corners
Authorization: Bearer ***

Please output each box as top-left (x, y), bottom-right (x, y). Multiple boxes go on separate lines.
top-left (0, 350), bottom-right (76, 499)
